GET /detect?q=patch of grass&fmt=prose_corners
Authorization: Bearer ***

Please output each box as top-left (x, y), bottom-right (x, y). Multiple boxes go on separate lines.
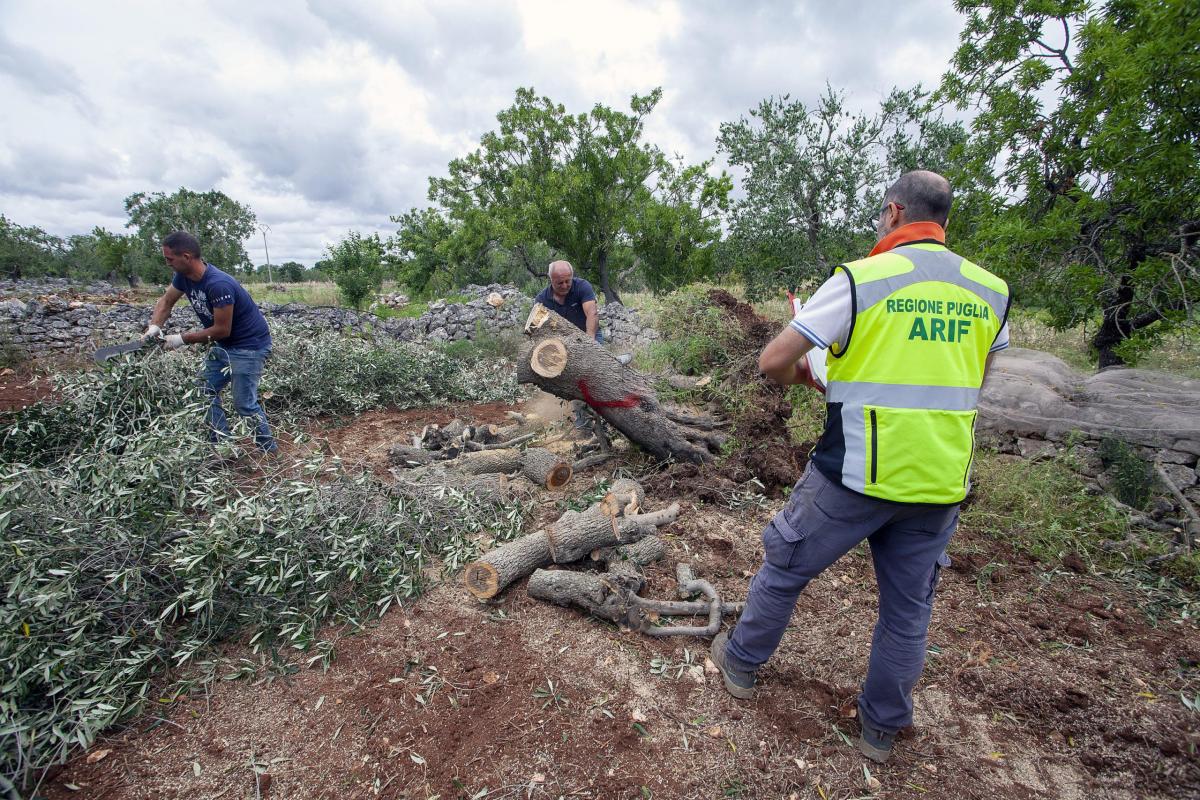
top-left (1007, 308), bottom-right (1200, 378)
top-left (1005, 308), bottom-right (1096, 372)
top-left (0, 338), bottom-right (24, 370)
top-left (964, 451), bottom-right (1129, 562)
top-left (384, 292), bottom-right (476, 319)
top-left (1132, 322), bottom-right (1200, 379)
top-left (635, 284), bottom-right (747, 376)
top-left (785, 384), bottom-right (826, 446)
top-left (245, 280), bottom-right (344, 307)
top-left (964, 450), bottom-right (1200, 603)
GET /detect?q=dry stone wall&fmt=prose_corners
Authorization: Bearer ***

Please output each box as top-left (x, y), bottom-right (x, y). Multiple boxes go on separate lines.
top-left (0, 281), bottom-right (661, 357)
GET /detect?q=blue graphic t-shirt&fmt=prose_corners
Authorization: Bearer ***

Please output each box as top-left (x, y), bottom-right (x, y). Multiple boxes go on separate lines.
top-left (171, 264), bottom-right (271, 350)
top-left (534, 277), bottom-right (597, 334)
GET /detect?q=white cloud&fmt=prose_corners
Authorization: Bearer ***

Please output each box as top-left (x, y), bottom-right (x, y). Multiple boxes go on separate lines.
top-left (0, 0), bottom-right (967, 266)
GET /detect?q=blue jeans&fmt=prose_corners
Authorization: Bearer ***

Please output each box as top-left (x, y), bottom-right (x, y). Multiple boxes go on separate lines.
top-left (201, 346), bottom-right (276, 452)
top-left (726, 463), bottom-right (956, 734)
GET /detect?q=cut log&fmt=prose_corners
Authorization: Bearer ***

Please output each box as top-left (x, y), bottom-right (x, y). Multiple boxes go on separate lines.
top-left (465, 531), bottom-right (554, 599)
top-left (520, 448), bottom-right (573, 489)
top-left (463, 480), bottom-right (676, 599)
top-left (454, 447), bottom-right (572, 490)
top-left (591, 535), bottom-right (667, 588)
top-left (530, 339), bottom-right (569, 378)
top-left (517, 308), bottom-right (726, 463)
top-left (388, 444), bottom-right (443, 466)
top-left (391, 467), bottom-right (535, 505)
top-left (592, 535), bottom-right (667, 569)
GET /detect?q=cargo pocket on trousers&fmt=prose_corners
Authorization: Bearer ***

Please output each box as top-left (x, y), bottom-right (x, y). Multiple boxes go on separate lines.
top-left (762, 506), bottom-right (813, 570)
top-left (924, 551), bottom-right (952, 605)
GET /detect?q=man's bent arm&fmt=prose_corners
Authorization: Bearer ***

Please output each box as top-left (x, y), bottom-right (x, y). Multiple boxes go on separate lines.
top-left (149, 286), bottom-right (185, 328)
top-left (182, 304), bottom-right (233, 345)
top-left (583, 299), bottom-right (599, 339)
top-left (759, 326), bottom-right (816, 387)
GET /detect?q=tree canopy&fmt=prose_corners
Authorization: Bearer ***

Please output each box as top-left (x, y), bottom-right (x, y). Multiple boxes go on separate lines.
top-left (324, 231), bottom-right (385, 309)
top-left (124, 188), bottom-right (257, 276)
top-left (940, 0), bottom-right (1200, 367)
top-left (717, 85), bottom-right (968, 297)
top-left (398, 87), bottom-right (728, 303)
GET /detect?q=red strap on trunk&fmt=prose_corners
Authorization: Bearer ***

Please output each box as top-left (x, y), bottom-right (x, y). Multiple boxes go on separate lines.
top-left (577, 379), bottom-right (641, 409)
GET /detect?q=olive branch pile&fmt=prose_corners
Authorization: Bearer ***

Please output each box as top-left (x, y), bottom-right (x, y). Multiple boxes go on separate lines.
top-left (0, 328), bottom-right (525, 793)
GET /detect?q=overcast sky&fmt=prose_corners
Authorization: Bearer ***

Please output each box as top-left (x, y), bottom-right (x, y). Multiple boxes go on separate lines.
top-left (0, 1), bottom-right (966, 266)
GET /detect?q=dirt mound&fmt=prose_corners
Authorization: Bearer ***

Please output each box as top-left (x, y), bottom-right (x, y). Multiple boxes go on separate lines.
top-left (647, 290), bottom-right (810, 498)
top-left (707, 288), bottom-right (777, 349)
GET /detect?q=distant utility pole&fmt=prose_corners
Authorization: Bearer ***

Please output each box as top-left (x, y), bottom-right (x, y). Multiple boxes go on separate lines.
top-left (259, 223), bottom-right (274, 284)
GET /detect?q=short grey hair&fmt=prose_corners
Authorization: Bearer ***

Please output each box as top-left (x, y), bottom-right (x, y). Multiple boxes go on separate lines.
top-left (547, 260), bottom-right (574, 278)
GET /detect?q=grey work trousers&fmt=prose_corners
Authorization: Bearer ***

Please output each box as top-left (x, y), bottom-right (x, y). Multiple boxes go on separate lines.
top-left (725, 462), bottom-right (957, 734)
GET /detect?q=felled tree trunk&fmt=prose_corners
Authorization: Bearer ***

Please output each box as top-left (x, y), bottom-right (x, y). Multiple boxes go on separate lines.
top-left (464, 479), bottom-right (677, 599)
top-left (516, 306), bottom-right (725, 463)
top-left (455, 447), bottom-right (572, 490)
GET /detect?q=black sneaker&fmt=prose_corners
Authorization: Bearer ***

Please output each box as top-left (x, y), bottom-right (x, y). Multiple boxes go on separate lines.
top-left (710, 630), bottom-right (756, 699)
top-left (857, 709), bottom-right (897, 763)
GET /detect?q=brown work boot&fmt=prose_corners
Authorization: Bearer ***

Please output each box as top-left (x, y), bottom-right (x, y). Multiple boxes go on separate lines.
top-left (710, 630), bottom-right (756, 699)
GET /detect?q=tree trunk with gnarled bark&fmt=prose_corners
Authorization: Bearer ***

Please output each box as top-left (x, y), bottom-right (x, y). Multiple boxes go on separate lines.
top-left (463, 479), bottom-right (678, 600)
top-left (517, 306), bottom-right (726, 463)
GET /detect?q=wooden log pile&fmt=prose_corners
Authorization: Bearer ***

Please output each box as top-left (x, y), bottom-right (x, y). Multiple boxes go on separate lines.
top-left (463, 478), bottom-right (743, 637)
top-left (387, 412), bottom-right (577, 490)
top-left (463, 479), bottom-right (669, 598)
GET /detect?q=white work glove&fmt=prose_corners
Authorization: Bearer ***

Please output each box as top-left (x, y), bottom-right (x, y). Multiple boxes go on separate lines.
top-left (142, 324), bottom-right (163, 341)
top-left (164, 334), bottom-right (185, 350)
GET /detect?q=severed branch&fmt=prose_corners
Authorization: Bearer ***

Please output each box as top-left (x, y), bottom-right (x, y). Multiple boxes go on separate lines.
top-left (527, 560), bottom-right (743, 637)
top-left (1154, 460), bottom-right (1198, 554)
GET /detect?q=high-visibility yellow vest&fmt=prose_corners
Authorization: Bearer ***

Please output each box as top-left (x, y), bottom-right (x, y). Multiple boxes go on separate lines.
top-left (811, 243), bottom-right (1009, 504)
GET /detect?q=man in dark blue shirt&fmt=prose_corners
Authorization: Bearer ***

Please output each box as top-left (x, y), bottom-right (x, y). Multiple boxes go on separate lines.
top-left (143, 230), bottom-right (277, 453)
top-left (534, 260), bottom-right (599, 340)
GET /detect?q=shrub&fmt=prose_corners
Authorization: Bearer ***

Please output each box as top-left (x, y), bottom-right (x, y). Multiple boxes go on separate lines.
top-left (263, 325), bottom-right (520, 417)
top-left (1097, 437), bottom-right (1156, 509)
top-left (323, 231), bottom-right (384, 309)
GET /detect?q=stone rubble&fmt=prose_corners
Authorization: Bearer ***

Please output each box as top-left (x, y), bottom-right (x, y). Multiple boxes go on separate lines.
top-left (0, 281), bottom-right (661, 357)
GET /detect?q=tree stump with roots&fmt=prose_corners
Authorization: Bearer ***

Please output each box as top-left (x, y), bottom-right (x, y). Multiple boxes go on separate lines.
top-left (517, 305), bottom-right (726, 463)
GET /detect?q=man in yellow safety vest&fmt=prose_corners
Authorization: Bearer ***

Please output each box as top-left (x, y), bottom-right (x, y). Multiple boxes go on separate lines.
top-left (710, 171), bottom-right (1010, 763)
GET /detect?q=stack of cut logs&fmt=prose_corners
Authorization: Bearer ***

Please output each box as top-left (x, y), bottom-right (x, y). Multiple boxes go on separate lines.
top-left (462, 478), bottom-right (742, 636)
top-left (388, 413), bottom-right (574, 490)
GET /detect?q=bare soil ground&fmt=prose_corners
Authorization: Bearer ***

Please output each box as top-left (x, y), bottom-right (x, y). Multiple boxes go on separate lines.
top-left (42, 405), bottom-right (1200, 800)
top-left (0, 366), bottom-right (54, 411)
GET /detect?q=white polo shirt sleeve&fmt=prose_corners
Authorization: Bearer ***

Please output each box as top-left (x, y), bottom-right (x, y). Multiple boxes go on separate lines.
top-left (990, 318), bottom-right (1010, 352)
top-left (789, 271), bottom-right (852, 351)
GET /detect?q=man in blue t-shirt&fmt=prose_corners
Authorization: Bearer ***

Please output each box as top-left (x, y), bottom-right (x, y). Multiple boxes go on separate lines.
top-left (534, 260), bottom-right (599, 340)
top-left (143, 230), bottom-right (277, 453)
